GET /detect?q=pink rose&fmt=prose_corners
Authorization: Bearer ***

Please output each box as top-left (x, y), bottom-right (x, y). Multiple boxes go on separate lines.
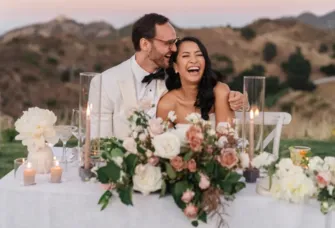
top-left (199, 173), bottom-right (210, 190)
top-left (184, 204), bottom-right (198, 219)
top-left (186, 125), bottom-right (204, 152)
top-left (187, 159), bottom-right (197, 172)
top-left (148, 156), bottom-right (160, 166)
top-left (217, 148), bottom-right (238, 169)
top-left (149, 118), bottom-right (164, 136)
top-left (317, 171), bottom-right (331, 188)
top-left (170, 156), bottom-right (185, 172)
top-left (100, 183), bottom-right (116, 191)
top-left (181, 189), bottom-right (195, 203)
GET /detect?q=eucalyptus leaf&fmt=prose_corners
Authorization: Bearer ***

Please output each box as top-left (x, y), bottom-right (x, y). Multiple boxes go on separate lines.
top-left (165, 162), bottom-right (177, 179)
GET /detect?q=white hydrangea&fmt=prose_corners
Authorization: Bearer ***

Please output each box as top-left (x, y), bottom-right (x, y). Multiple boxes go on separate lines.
top-left (167, 111), bottom-right (177, 122)
top-left (185, 113), bottom-right (201, 124)
top-left (251, 152), bottom-right (276, 169)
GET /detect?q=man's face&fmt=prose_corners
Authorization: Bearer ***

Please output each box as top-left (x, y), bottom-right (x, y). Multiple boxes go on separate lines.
top-left (148, 22), bottom-right (177, 69)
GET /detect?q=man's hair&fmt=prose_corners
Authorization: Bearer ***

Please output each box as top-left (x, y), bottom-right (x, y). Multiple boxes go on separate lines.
top-left (132, 13), bottom-right (169, 51)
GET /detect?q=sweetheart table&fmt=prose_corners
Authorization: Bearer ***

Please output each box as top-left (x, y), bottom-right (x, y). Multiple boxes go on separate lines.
top-left (0, 148), bottom-right (333, 228)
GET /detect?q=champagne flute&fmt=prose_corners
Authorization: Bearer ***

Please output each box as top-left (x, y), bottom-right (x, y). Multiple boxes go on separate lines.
top-left (71, 109), bottom-right (85, 164)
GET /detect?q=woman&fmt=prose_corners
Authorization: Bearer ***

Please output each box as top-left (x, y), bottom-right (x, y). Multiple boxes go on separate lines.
top-left (156, 36), bottom-right (235, 126)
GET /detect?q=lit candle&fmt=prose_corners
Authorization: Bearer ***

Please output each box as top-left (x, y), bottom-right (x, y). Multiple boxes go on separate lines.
top-left (24, 162), bottom-right (36, 186)
top-left (50, 160), bottom-right (62, 183)
top-left (84, 104), bottom-right (91, 169)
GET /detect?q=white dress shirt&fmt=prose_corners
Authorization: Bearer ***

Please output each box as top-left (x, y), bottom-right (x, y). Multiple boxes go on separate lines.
top-left (131, 55), bottom-right (159, 117)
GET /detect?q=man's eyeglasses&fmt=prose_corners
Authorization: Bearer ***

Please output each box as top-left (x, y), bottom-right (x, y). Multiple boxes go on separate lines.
top-left (151, 37), bottom-right (180, 47)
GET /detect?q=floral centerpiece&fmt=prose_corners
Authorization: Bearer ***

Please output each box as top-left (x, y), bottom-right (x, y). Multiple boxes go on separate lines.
top-left (14, 107), bottom-right (59, 173)
top-left (252, 151), bottom-right (335, 214)
top-left (95, 108), bottom-right (247, 227)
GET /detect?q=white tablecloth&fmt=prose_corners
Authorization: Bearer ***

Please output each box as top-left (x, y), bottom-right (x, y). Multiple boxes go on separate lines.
top-left (0, 148), bottom-right (333, 228)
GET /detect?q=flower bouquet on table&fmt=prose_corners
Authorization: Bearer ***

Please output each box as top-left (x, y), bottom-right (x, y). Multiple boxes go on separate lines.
top-left (14, 107), bottom-right (59, 173)
top-left (95, 110), bottom-right (247, 227)
top-left (307, 156), bottom-right (335, 214)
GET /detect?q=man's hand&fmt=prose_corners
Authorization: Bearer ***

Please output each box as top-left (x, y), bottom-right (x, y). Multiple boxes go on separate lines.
top-left (228, 91), bottom-right (247, 111)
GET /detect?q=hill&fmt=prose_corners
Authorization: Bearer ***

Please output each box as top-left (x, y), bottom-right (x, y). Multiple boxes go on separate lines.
top-left (0, 15), bottom-right (335, 125)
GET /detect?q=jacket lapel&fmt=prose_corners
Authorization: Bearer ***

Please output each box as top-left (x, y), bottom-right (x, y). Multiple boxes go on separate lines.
top-left (118, 71), bottom-right (137, 109)
top-left (156, 79), bottom-right (168, 98)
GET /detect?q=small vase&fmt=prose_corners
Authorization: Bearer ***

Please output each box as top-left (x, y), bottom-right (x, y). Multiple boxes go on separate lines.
top-left (27, 145), bottom-right (54, 174)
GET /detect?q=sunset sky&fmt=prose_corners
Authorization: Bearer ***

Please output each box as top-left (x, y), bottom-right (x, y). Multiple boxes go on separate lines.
top-left (0, 0), bottom-right (334, 34)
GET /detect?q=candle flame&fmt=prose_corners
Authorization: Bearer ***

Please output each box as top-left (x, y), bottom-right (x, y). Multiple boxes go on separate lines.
top-left (255, 108), bottom-right (259, 117)
top-left (53, 156), bottom-right (56, 160)
top-left (27, 162), bottom-right (32, 169)
top-left (86, 103), bottom-right (92, 117)
top-left (250, 110), bottom-right (254, 120)
top-left (55, 160), bottom-right (59, 166)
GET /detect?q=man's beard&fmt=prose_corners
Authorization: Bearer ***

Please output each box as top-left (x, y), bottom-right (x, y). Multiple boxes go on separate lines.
top-left (148, 50), bottom-right (168, 69)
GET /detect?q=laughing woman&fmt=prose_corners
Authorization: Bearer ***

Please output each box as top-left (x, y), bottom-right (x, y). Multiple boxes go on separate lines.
top-left (156, 36), bottom-right (235, 127)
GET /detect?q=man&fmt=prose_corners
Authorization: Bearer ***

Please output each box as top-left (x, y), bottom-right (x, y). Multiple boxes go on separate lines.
top-left (89, 13), bottom-right (244, 139)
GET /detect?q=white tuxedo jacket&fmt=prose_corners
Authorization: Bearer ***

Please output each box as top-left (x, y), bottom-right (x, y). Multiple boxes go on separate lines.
top-left (88, 57), bottom-right (168, 139)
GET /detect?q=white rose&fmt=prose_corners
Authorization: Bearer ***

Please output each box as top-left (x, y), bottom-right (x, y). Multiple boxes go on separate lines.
top-left (168, 111), bottom-right (177, 122)
top-left (145, 150), bottom-right (153, 158)
top-left (133, 164), bottom-right (162, 195)
top-left (216, 122), bottom-right (230, 135)
top-left (135, 126), bottom-right (143, 132)
top-left (327, 185), bottom-right (334, 195)
top-left (185, 113), bottom-right (201, 124)
top-left (207, 129), bottom-right (216, 136)
top-left (217, 136), bottom-right (228, 148)
top-left (252, 152), bottom-right (276, 169)
top-left (324, 157), bottom-right (335, 172)
top-left (132, 131), bottom-right (138, 139)
top-left (308, 156), bottom-right (324, 172)
top-left (122, 137), bottom-right (137, 154)
top-left (239, 152), bottom-right (250, 169)
top-left (139, 133), bottom-right (147, 142)
top-left (152, 132), bottom-right (180, 159)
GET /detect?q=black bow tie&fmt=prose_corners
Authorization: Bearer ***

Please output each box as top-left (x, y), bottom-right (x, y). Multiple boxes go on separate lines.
top-left (141, 69), bottom-right (165, 84)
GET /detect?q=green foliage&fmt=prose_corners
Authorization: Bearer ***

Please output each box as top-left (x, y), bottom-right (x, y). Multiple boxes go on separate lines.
top-left (240, 27), bottom-right (256, 40)
top-left (23, 51), bottom-right (40, 66)
top-left (60, 70), bottom-right (70, 82)
top-left (94, 63), bottom-right (103, 72)
top-left (229, 64), bottom-right (265, 92)
top-left (1, 128), bottom-right (18, 143)
top-left (46, 56), bottom-right (59, 65)
top-left (117, 186), bottom-right (133, 206)
top-left (320, 64), bottom-right (335, 76)
top-left (265, 76), bottom-right (280, 96)
top-left (281, 48), bottom-right (315, 91)
top-left (263, 42), bottom-right (277, 62)
top-left (96, 161), bottom-right (121, 183)
top-left (46, 98), bottom-right (57, 108)
top-left (318, 43), bottom-right (328, 53)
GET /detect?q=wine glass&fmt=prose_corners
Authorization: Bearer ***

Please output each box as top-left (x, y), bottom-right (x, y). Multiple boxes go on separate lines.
top-left (13, 157), bottom-right (26, 179)
top-left (55, 125), bottom-right (73, 168)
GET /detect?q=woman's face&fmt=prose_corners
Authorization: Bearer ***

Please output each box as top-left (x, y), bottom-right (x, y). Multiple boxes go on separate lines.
top-left (174, 41), bottom-right (205, 85)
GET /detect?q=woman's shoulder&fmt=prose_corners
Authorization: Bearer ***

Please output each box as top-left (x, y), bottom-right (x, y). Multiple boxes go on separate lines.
top-left (157, 90), bottom-right (178, 110)
top-left (214, 82), bottom-right (230, 95)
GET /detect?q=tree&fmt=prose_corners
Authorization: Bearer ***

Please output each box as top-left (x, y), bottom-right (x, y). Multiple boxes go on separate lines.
top-left (320, 64), bottom-right (335, 76)
top-left (240, 27), bottom-right (256, 41)
top-left (265, 76), bottom-right (280, 96)
top-left (281, 48), bottom-right (315, 91)
top-left (263, 42), bottom-right (277, 62)
top-left (318, 43), bottom-right (328, 53)
top-left (229, 64), bottom-right (265, 92)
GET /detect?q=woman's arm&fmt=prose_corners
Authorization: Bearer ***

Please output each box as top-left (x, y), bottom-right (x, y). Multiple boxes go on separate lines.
top-left (156, 92), bottom-right (176, 127)
top-left (214, 82), bottom-right (235, 125)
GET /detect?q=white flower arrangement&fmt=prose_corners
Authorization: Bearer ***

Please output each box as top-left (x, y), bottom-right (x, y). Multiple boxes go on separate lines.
top-left (14, 107), bottom-right (59, 152)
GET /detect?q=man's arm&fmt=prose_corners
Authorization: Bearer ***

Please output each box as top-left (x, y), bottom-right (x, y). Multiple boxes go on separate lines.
top-left (228, 91), bottom-right (249, 111)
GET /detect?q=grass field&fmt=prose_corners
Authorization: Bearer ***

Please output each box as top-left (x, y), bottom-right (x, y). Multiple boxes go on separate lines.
top-left (1, 139), bottom-right (334, 179)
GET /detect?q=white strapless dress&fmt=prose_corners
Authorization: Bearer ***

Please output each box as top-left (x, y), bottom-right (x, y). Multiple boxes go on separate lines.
top-left (169, 114), bottom-right (216, 145)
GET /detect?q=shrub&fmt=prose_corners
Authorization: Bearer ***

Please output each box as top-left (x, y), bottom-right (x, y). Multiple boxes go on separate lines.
top-left (240, 27), bottom-right (256, 41)
top-left (1, 128), bottom-right (18, 143)
top-left (320, 64), bottom-right (335, 76)
top-left (318, 43), bottom-right (328, 53)
top-left (263, 42), bottom-right (277, 62)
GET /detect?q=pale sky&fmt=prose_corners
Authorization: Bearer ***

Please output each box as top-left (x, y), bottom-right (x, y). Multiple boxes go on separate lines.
top-left (0, 0), bottom-right (334, 35)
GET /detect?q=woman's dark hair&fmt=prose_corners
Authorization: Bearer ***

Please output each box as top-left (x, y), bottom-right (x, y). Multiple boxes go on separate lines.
top-left (165, 36), bottom-right (218, 120)
top-left (132, 13), bottom-right (169, 51)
